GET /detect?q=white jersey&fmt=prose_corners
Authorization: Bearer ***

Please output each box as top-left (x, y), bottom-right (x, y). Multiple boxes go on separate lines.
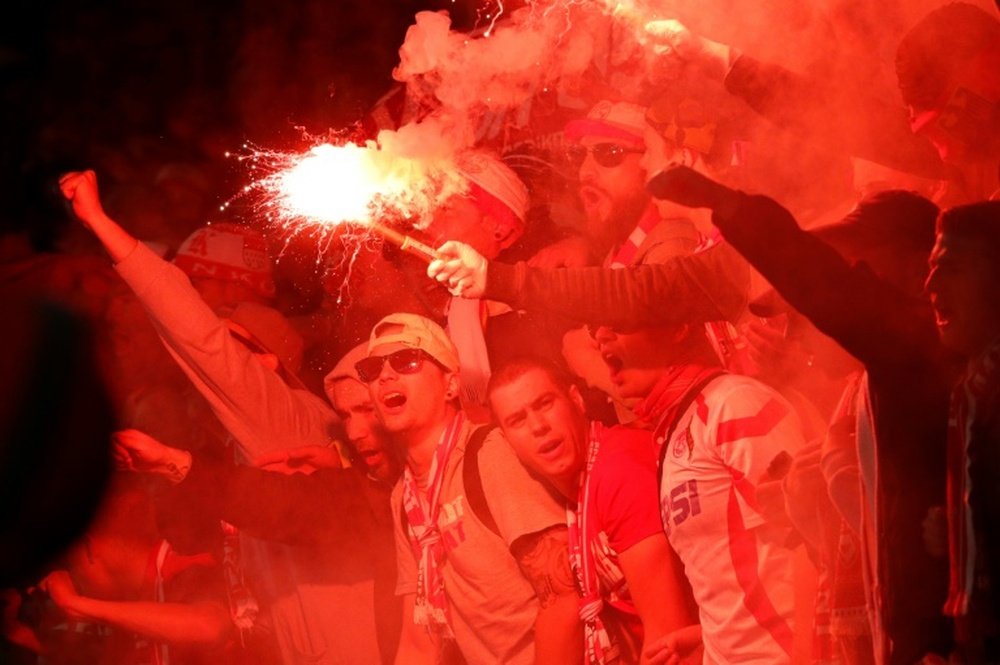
top-left (657, 374), bottom-right (804, 664)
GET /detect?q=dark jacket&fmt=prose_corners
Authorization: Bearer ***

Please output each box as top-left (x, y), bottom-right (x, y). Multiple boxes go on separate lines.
top-left (169, 456), bottom-right (400, 664)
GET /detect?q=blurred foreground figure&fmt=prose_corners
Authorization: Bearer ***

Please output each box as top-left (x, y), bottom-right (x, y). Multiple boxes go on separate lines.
top-left (926, 202), bottom-right (1000, 663)
top-left (0, 295), bottom-right (114, 590)
top-left (20, 478), bottom-right (233, 665)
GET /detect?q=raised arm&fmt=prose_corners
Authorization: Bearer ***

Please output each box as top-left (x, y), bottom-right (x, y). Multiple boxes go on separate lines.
top-left (42, 570), bottom-right (230, 647)
top-left (60, 170), bottom-right (340, 461)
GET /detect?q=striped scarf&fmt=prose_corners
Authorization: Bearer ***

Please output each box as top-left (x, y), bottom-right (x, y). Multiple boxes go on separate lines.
top-left (567, 422), bottom-right (616, 664)
top-left (945, 337), bottom-right (1000, 618)
top-left (401, 412), bottom-right (466, 635)
top-left (606, 204), bottom-right (662, 269)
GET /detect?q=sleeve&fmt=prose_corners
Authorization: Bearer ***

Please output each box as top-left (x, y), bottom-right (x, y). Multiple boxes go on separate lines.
top-left (593, 431), bottom-right (664, 555)
top-left (706, 192), bottom-right (937, 367)
top-left (114, 241), bottom-right (342, 461)
top-left (477, 430), bottom-right (566, 549)
top-left (484, 241), bottom-right (750, 330)
top-left (724, 54), bottom-right (944, 179)
top-left (172, 454), bottom-right (369, 546)
top-left (391, 483), bottom-right (419, 597)
top-left (706, 380), bottom-right (806, 530)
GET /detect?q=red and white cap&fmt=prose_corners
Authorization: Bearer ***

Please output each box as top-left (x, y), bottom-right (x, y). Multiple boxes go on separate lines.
top-left (564, 100), bottom-right (649, 149)
top-left (172, 222), bottom-right (276, 299)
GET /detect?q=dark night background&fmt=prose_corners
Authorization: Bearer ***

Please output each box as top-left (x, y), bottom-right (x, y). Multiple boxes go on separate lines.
top-left (0, 0), bottom-right (489, 250)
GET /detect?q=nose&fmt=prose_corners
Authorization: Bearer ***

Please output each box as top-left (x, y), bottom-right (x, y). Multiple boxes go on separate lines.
top-left (592, 325), bottom-right (616, 344)
top-left (376, 359), bottom-right (399, 383)
top-left (527, 410), bottom-right (550, 436)
top-left (345, 415), bottom-right (370, 446)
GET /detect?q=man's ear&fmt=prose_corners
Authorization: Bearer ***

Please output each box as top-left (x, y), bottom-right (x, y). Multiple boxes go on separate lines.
top-left (445, 372), bottom-right (461, 401)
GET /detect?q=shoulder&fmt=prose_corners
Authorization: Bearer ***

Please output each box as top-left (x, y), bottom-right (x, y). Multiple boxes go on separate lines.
top-left (699, 373), bottom-right (788, 413)
top-left (595, 426), bottom-right (657, 474)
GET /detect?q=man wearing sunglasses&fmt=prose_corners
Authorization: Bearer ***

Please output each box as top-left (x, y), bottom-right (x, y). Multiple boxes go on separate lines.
top-left (357, 313), bottom-right (580, 665)
top-left (560, 100), bottom-right (738, 424)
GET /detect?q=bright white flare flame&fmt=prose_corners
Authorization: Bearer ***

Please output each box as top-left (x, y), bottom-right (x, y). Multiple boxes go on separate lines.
top-left (277, 143), bottom-right (384, 223)
top-left (272, 142), bottom-right (435, 226)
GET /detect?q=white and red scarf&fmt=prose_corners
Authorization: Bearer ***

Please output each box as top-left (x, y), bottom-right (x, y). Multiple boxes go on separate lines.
top-left (606, 204), bottom-right (662, 269)
top-left (945, 338), bottom-right (1000, 618)
top-left (641, 364), bottom-right (724, 451)
top-left (401, 412), bottom-right (466, 635)
top-left (568, 422), bottom-right (616, 665)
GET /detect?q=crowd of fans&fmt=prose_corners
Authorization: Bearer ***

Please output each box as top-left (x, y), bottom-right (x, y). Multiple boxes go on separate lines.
top-left (2, 1), bottom-right (999, 664)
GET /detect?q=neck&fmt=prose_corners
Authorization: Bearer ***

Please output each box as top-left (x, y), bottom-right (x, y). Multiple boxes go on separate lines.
top-left (554, 471), bottom-right (582, 502)
top-left (404, 405), bottom-right (458, 483)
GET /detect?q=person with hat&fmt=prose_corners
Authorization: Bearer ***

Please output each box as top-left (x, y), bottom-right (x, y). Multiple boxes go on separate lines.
top-left (355, 313), bottom-right (579, 664)
top-left (557, 99), bottom-right (737, 425)
top-left (59, 170), bottom-right (384, 665)
top-left (171, 221), bottom-right (277, 309)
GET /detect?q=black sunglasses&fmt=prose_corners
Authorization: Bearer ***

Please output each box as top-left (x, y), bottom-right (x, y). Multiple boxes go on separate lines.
top-left (567, 142), bottom-right (643, 168)
top-left (355, 348), bottom-right (441, 383)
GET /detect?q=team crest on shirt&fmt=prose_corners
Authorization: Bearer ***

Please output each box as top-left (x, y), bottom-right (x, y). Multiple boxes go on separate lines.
top-left (671, 426), bottom-right (695, 461)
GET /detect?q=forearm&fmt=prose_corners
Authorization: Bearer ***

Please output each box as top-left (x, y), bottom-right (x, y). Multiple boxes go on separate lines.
top-left (177, 456), bottom-right (360, 546)
top-left (485, 244), bottom-right (748, 329)
top-left (710, 193), bottom-right (922, 363)
top-left (533, 592), bottom-right (583, 665)
top-left (66, 597), bottom-right (230, 646)
top-left (87, 211), bottom-right (140, 264)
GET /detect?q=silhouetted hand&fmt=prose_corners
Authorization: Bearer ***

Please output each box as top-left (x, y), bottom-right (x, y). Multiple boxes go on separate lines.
top-left (647, 166), bottom-right (738, 211)
top-left (113, 429), bottom-right (192, 484)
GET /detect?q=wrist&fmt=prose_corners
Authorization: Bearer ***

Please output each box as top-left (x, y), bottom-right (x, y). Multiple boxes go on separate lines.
top-left (159, 449), bottom-right (193, 484)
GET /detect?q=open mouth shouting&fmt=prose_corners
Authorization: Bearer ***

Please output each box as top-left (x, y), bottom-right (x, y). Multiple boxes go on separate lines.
top-left (379, 390), bottom-right (408, 414)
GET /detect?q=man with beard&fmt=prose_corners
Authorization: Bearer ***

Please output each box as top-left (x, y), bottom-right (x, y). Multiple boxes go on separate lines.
top-left (558, 100), bottom-right (709, 421)
top-left (356, 314), bottom-right (579, 664)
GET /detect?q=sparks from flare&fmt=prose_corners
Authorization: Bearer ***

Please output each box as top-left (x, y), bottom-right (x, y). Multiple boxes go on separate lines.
top-left (221, 140), bottom-right (453, 302)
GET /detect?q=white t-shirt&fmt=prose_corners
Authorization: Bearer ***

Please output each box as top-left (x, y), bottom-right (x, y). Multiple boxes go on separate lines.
top-left (657, 375), bottom-right (804, 664)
